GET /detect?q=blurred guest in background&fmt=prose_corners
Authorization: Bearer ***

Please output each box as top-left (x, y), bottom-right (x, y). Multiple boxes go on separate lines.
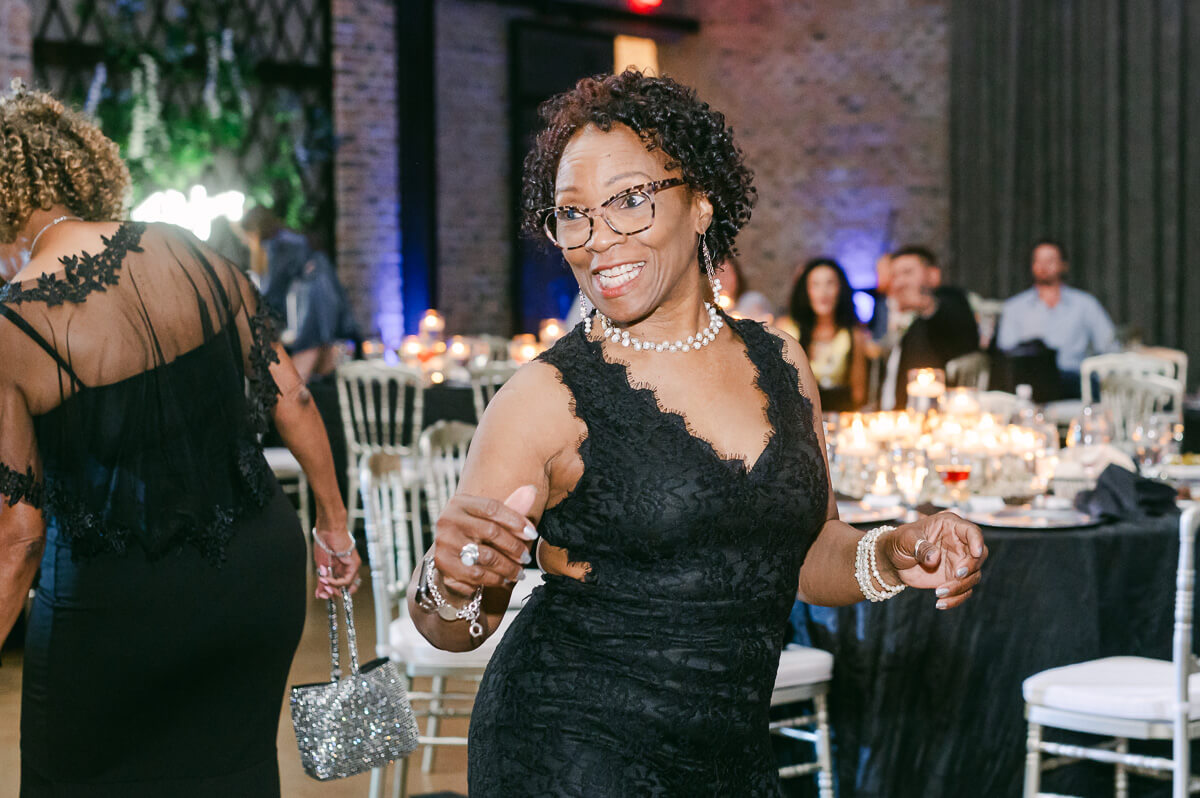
top-left (995, 239), bottom-right (1115, 398)
top-left (240, 206), bottom-right (358, 383)
top-left (716, 253), bottom-right (774, 323)
top-left (866, 252), bottom-right (895, 343)
top-left (880, 245), bottom-right (979, 409)
top-left (784, 257), bottom-right (868, 411)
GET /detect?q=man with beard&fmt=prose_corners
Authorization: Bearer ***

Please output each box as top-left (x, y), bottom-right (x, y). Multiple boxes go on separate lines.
top-left (996, 240), bottom-right (1116, 398)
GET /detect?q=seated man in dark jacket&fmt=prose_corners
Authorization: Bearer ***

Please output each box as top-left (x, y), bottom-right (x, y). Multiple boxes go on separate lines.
top-left (880, 245), bottom-right (979, 409)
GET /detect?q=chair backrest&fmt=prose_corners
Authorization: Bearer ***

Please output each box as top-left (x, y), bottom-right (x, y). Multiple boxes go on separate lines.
top-left (1132, 346), bottom-right (1188, 383)
top-left (468, 361), bottom-right (520, 422)
top-left (419, 421), bottom-right (476, 521)
top-left (1099, 372), bottom-right (1184, 443)
top-left (975, 390), bottom-right (1024, 421)
top-left (360, 451), bottom-right (425, 658)
top-left (970, 298), bottom-right (1006, 350)
top-left (336, 360), bottom-right (426, 459)
top-left (946, 351), bottom-right (991, 391)
top-left (477, 335), bottom-right (513, 363)
top-left (1080, 352), bottom-right (1175, 404)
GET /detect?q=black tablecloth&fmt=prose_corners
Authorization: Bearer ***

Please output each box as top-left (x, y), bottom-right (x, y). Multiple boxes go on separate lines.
top-left (790, 514), bottom-right (1183, 798)
top-left (1184, 404), bottom-right (1200, 454)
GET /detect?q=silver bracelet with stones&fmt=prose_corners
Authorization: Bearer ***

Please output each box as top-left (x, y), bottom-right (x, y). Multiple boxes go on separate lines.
top-left (420, 555), bottom-right (484, 638)
top-left (855, 525), bottom-right (906, 602)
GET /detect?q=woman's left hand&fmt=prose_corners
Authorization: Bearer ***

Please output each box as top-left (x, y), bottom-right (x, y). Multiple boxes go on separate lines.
top-left (313, 519), bottom-right (362, 600)
top-left (878, 512), bottom-right (988, 609)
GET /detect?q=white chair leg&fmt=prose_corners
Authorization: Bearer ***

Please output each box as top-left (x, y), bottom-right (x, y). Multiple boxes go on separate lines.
top-left (391, 754), bottom-right (408, 798)
top-left (368, 765), bottom-right (383, 798)
top-left (422, 675), bottom-right (445, 773)
top-left (814, 692), bottom-right (835, 798)
top-left (346, 465), bottom-right (360, 528)
top-left (298, 471), bottom-right (311, 533)
top-left (1115, 738), bottom-right (1129, 798)
top-left (1024, 720), bottom-right (1042, 798)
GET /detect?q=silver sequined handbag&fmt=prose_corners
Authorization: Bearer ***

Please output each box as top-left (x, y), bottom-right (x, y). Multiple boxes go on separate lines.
top-left (290, 588), bottom-right (419, 780)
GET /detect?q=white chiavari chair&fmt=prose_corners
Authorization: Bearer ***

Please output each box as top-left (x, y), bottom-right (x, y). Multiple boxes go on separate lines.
top-left (771, 644), bottom-right (836, 798)
top-left (336, 361), bottom-right (425, 528)
top-left (1022, 504), bottom-right (1199, 798)
top-left (1081, 353), bottom-right (1175, 405)
top-left (467, 361), bottom-right (520, 423)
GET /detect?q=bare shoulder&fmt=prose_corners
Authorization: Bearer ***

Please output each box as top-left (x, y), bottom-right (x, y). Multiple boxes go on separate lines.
top-left (760, 322), bottom-right (810, 369)
top-left (759, 322), bottom-right (822, 402)
top-left (474, 359), bottom-right (581, 454)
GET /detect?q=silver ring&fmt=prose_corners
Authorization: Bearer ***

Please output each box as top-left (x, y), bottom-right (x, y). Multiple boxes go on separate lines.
top-left (352, 576), bottom-right (362, 588)
top-left (913, 538), bottom-right (928, 561)
top-left (460, 542), bottom-right (480, 567)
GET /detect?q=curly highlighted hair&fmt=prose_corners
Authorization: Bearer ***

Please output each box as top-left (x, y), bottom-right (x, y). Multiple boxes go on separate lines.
top-left (521, 70), bottom-right (756, 268)
top-left (0, 81), bottom-right (130, 244)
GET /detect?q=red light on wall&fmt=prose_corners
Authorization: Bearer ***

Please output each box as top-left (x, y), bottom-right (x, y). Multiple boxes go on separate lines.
top-left (629, 0), bottom-right (662, 12)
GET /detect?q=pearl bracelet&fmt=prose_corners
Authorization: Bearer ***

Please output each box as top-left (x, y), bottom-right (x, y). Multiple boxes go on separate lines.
top-left (855, 525), bottom-right (906, 602)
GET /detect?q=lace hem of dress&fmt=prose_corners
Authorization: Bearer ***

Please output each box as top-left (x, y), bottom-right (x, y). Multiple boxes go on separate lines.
top-left (0, 223), bottom-right (145, 306)
top-left (0, 463), bottom-right (43, 508)
top-left (46, 440), bottom-right (276, 563)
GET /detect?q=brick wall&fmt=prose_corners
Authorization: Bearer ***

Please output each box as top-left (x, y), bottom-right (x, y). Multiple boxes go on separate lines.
top-left (434, 0), bottom-right (529, 335)
top-left (332, 0), bottom-right (402, 342)
top-left (433, 0), bottom-right (950, 327)
top-left (0, 0), bottom-right (32, 87)
top-left (659, 0), bottom-right (950, 304)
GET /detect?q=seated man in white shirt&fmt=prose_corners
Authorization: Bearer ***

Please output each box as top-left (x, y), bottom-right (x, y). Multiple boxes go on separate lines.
top-left (995, 239), bottom-right (1116, 398)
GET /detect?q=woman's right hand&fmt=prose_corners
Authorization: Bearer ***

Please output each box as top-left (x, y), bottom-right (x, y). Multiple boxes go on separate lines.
top-left (433, 485), bottom-right (539, 598)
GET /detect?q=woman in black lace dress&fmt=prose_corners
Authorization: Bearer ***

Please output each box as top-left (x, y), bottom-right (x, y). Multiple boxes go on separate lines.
top-left (0, 85), bottom-right (360, 796)
top-left (409, 71), bottom-right (989, 796)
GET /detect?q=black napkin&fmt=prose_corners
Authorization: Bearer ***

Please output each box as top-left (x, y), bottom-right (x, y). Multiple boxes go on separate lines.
top-left (1073, 463), bottom-right (1177, 521)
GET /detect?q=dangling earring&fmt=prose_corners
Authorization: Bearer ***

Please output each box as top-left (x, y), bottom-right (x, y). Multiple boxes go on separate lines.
top-left (578, 290), bottom-right (593, 322)
top-left (700, 235), bottom-right (722, 298)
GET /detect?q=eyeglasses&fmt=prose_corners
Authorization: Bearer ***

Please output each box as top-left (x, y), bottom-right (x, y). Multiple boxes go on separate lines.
top-left (540, 178), bottom-right (687, 250)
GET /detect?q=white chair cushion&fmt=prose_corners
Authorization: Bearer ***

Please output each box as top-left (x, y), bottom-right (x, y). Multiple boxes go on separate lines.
top-left (263, 447), bottom-right (303, 476)
top-left (389, 609), bottom-right (520, 669)
top-left (386, 577), bottom-right (541, 670)
top-left (508, 569), bottom-right (544, 610)
top-left (775, 644), bottom-right (834, 689)
top-left (1023, 656), bottom-right (1200, 721)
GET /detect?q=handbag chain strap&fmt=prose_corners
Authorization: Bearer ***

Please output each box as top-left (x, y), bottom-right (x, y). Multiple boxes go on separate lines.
top-left (327, 587), bottom-right (361, 682)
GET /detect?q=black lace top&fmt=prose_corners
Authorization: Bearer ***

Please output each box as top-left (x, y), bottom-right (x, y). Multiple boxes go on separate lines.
top-left (0, 222), bottom-right (281, 562)
top-left (467, 317), bottom-right (829, 795)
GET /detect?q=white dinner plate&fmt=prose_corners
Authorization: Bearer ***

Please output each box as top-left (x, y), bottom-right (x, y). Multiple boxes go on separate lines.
top-left (837, 501), bottom-right (906, 525)
top-left (1161, 463), bottom-right (1200, 483)
top-left (964, 506), bottom-right (1100, 529)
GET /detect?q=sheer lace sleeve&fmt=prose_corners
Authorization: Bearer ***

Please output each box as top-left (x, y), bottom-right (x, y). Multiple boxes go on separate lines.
top-left (0, 370), bottom-right (41, 509)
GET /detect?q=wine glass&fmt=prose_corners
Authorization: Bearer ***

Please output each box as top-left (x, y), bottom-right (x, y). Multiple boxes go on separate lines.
top-left (935, 450), bottom-right (973, 510)
top-left (1130, 414), bottom-right (1175, 476)
top-left (1065, 404), bottom-right (1114, 449)
top-left (893, 449), bottom-right (929, 515)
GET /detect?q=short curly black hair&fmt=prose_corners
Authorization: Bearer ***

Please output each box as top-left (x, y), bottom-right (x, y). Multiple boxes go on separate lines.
top-left (521, 70), bottom-right (756, 268)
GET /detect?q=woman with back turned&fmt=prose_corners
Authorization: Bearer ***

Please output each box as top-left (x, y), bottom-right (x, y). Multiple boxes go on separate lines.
top-left (408, 71), bottom-right (988, 795)
top-left (0, 83), bottom-right (360, 796)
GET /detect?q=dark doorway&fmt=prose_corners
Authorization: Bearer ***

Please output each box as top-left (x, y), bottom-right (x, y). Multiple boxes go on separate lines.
top-left (509, 22), bottom-right (614, 333)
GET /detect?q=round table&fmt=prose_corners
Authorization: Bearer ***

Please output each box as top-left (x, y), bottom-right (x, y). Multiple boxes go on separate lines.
top-left (790, 513), bottom-right (1183, 798)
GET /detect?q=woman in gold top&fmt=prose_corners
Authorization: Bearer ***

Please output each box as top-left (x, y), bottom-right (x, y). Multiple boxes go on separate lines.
top-left (783, 257), bottom-right (869, 411)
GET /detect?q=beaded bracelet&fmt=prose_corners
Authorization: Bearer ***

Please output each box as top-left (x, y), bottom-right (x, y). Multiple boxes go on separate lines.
top-left (855, 525), bottom-right (906, 602)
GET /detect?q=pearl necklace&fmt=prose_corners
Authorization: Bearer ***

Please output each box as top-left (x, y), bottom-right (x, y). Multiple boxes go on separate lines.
top-left (584, 302), bottom-right (724, 352)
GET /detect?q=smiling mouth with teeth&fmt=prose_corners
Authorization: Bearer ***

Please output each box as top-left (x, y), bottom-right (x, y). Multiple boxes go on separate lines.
top-left (595, 261), bottom-right (646, 288)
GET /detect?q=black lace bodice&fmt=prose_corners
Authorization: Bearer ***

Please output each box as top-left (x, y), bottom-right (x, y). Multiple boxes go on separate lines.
top-left (468, 317), bottom-right (829, 796)
top-left (0, 223), bottom-right (281, 562)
